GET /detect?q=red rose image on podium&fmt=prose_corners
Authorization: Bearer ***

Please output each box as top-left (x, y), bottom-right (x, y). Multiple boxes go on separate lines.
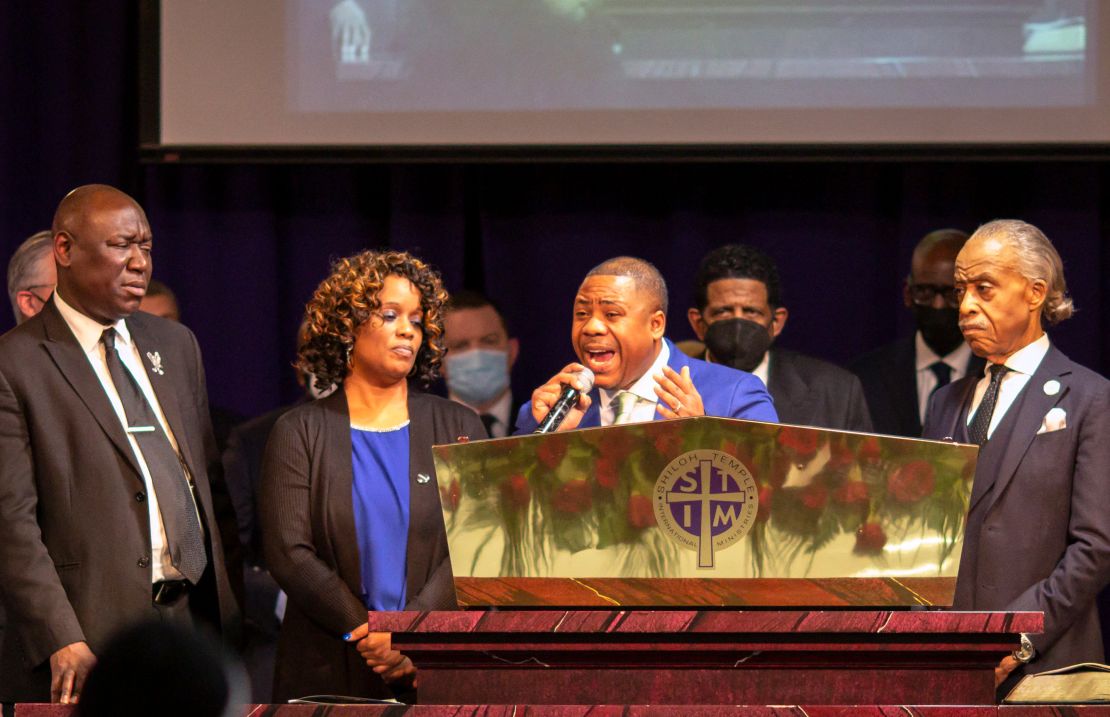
top-left (887, 460), bottom-right (936, 504)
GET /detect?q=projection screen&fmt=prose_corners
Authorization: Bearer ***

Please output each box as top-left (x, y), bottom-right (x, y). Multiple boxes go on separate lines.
top-left (155, 0), bottom-right (1110, 148)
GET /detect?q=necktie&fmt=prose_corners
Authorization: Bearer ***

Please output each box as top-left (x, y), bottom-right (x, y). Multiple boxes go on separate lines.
top-left (612, 391), bottom-right (639, 425)
top-left (102, 329), bottom-right (207, 583)
top-left (479, 413), bottom-right (497, 437)
top-left (929, 361), bottom-right (952, 396)
top-left (967, 364), bottom-right (1010, 446)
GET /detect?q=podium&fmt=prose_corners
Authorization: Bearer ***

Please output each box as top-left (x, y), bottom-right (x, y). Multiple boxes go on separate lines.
top-left (367, 418), bottom-right (1029, 706)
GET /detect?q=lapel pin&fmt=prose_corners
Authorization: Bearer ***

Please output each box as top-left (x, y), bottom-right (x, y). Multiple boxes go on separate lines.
top-left (416, 473), bottom-right (432, 484)
top-left (1043, 379), bottom-right (1060, 396)
top-left (146, 351), bottom-right (164, 375)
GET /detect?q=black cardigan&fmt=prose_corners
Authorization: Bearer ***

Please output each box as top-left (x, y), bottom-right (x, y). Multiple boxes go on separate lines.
top-left (260, 388), bottom-right (485, 701)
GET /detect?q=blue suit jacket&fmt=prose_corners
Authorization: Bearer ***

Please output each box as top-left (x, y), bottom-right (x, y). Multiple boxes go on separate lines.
top-left (515, 338), bottom-right (778, 433)
top-left (923, 345), bottom-right (1110, 673)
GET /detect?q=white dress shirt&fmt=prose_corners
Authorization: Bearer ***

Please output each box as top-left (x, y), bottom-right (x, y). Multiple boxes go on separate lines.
top-left (915, 332), bottom-right (973, 424)
top-left (965, 333), bottom-right (1051, 441)
top-left (54, 291), bottom-right (188, 582)
top-left (751, 351), bottom-right (771, 390)
top-left (599, 341), bottom-right (671, 426)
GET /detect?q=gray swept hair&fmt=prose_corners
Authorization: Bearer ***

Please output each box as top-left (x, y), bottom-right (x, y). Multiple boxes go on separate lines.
top-left (7, 230), bottom-right (54, 323)
top-left (969, 219), bottom-right (1073, 325)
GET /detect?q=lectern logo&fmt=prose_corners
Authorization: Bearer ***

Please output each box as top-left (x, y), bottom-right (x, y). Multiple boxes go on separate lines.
top-left (653, 449), bottom-right (758, 569)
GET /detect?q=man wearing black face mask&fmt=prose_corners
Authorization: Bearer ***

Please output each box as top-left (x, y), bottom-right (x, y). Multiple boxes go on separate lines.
top-left (850, 229), bottom-right (985, 437)
top-left (681, 244), bottom-right (872, 432)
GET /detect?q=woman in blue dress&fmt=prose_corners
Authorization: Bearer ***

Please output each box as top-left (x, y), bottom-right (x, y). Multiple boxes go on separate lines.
top-left (260, 250), bottom-right (486, 701)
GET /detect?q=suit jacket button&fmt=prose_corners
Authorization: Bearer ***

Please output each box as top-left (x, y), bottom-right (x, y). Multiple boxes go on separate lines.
top-left (138, 557), bottom-right (150, 568)
top-left (135, 492), bottom-right (146, 503)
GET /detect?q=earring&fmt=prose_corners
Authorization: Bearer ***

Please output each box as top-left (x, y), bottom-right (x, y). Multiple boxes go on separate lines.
top-left (345, 344), bottom-right (353, 370)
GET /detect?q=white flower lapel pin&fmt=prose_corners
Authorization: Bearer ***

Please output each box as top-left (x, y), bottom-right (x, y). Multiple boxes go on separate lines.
top-left (146, 351), bottom-right (165, 376)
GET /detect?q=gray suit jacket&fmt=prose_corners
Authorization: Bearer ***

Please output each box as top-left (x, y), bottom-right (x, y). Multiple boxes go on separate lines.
top-left (0, 298), bottom-right (240, 701)
top-left (260, 388), bottom-right (484, 701)
top-left (923, 345), bottom-right (1110, 673)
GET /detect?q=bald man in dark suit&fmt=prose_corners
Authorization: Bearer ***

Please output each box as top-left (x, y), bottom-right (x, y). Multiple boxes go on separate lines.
top-left (0, 185), bottom-right (239, 704)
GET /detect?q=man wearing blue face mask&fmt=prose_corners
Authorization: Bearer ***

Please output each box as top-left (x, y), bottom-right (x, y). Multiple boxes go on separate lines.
top-left (680, 244), bottom-right (872, 433)
top-left (442, 291), bottom-right (520, 437)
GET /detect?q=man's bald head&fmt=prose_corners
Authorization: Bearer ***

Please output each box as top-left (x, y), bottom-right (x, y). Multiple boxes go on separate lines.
top-left (52, 184), bottom-right (147, 239)
top-left (910, 229), bottom-right (969, 282)
top-left (584, 256), bottom-right (668, 314)
top-left (51, 184), bottom-right (154, 324)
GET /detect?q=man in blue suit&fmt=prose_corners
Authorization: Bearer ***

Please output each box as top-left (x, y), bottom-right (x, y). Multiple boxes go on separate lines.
top-left (515, 256), bottom-right (777, 433)
top-left (923, 220), bottom-right (1110, 692)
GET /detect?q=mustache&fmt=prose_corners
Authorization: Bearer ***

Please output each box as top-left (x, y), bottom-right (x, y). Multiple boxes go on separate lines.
top-left (959, 321), bottom-right (987, 332)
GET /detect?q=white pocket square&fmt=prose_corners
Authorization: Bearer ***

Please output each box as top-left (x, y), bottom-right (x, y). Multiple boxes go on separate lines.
top-left (1036, 407), bottom-right (1067, 434)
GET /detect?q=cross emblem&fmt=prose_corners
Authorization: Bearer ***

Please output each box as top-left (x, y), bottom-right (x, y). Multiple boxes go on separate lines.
top-left (665, 460), bottom-right (746, 568)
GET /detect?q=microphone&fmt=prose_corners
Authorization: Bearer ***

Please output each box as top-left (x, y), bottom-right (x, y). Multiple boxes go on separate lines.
top-left (534, 367), bottom-right (595, 434)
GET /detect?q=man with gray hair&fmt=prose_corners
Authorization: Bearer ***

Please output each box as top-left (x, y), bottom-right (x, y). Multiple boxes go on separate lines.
top-left (7, 230), bottom-right (56, 324)
top-left (923, 219), bottom-right (1110, 695)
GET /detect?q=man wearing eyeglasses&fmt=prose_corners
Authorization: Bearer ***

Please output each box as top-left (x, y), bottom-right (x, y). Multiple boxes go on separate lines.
top-left (6, 230), bottom-right (57, 325)
top-left (851, 229), bottom-right (985, 437)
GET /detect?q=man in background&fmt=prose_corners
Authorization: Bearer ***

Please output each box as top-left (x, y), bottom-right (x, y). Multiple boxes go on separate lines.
top-left (852, 229), bottom-right (984, 437)
top-left (681, 244), bottom-right (871, 432)
top-left (6, 230), bottom-right (56, 325)
top-left (138, 279), bottom-right (180, 321)
top-left (442, 290), bottom-right (520, 437)
top-left (923, 220), bottom-right (1110, 692)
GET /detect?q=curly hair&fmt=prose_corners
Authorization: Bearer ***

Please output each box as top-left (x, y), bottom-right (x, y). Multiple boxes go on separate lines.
top-left (297, 250), bottom-right (449, 391)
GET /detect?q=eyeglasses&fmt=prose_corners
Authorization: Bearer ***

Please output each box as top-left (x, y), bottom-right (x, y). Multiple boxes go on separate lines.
top-left (21, 285), bottom-right (53, 306)
top-left (907, 283), bottom-right (958, 308)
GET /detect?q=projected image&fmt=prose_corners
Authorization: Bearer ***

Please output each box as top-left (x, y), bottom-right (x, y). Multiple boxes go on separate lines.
top-left (291, 0), bottom-right (1091, 112)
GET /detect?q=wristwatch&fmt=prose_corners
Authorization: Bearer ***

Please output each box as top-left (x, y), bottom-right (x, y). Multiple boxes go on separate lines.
top-left (1012, 633), bottom-right (1036, 664)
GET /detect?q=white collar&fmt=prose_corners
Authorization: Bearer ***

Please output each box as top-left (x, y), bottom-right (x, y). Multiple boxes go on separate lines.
top-left (53, 291), bottom-right (131, 353)
top-left (990, 332), bottom-right (1050, 377)
top-left (600, 340), bottom-right (670, 408)
top-left (914, 331), bottom-right (972, 372)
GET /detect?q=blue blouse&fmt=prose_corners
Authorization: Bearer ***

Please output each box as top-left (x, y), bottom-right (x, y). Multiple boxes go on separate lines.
top-left (350, 422), bottom-right (411, 611)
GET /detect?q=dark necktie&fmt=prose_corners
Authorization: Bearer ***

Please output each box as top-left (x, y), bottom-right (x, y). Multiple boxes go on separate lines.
top-left (928, 361), bottom-right (952, 396)
top-left (479, 413), bottom-right (497, 437)
top-left (102, 329), bottom-right (207, 583)
top-left (967, 364), bottom-right (1010, 446)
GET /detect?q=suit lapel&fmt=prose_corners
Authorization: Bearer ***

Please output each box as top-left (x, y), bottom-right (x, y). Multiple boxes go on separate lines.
top-left (39, 300), bottom-right (143, 479)
top-left (767, 351), bottom-right (812, 423)
top-left (894, 337), bottom-right (924, 435)
top-left (322, 389), bottom-right (363, 599)
top-left (657, 338), bottom-right (689, 423)
top-left (127, 316), bottom-right (199, 477)
top-left (579, 390), bottom-right (602, 427)
top-left (980, 347), bottom-right (1071, 516)
top-left (405, 393), bottom-right (434, 600)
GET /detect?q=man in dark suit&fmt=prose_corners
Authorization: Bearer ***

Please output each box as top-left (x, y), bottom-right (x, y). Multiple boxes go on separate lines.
top-left (516, 256), bottom-right (777, 433)
top-left (852, 229), bottom-right (984, 437)
top-left (680, 244), bottom-right (871, 432)
top-left (923, 220), bottom-right (1110, 691)
top-left (0, 185), bottom-right (239, 704)
top-left (442, 290), bottom-right (521, 437)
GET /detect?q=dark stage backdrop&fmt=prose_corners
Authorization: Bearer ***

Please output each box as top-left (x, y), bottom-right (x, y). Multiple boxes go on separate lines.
top-left (2, 1), bottom-right (1108, 421)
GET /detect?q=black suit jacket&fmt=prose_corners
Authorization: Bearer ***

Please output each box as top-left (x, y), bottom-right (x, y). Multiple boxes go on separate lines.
top-left (767, 349), bottom-right (873, 432)
top-left (259, 388), bottom-right (485, 701)
top-left (852, 335), bottom-right (985, 437)
top-left (923, 345), bottom-right (1110, 673)
top-left (0, 299), bottom-right (240, 701)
